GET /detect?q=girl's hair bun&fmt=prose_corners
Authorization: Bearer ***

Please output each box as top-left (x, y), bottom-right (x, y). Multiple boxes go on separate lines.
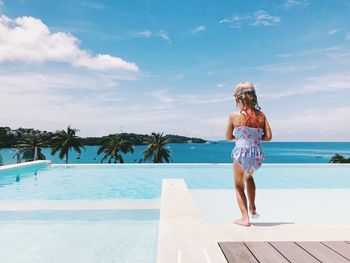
top-left (234, 81), bottom-right (261, 112)
top-left (234, 82), bottom-right (255, 97)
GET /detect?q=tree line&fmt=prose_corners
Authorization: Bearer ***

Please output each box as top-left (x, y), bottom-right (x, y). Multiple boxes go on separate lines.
top-left (1, 126), bottom-right (172, 164)
top-left (0, 127), bottom-right (206, 148)
top-left (328, 153), bottom-right (350, 163)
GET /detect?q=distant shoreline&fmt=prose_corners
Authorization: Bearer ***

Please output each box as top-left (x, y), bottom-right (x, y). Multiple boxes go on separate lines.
top-left (0, 127), bottom-right (208, 147)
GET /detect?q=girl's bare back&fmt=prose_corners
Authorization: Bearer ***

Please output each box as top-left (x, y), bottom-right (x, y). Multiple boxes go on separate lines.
top-left (228, 109), bottom-right (272, 141)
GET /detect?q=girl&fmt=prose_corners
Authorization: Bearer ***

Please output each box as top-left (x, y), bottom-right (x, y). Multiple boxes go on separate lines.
top-left (225, 82), bottom-right (272, 227)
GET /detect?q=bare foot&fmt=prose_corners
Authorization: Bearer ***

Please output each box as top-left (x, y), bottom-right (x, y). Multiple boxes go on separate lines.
top-left (250, 210), bottom-right (260, 219)
top-left (233, 218), bottom-right (251, 227)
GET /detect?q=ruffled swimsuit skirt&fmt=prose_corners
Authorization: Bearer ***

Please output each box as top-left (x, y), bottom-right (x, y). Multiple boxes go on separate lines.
top-left (231, 126), bottom-right (266, 175)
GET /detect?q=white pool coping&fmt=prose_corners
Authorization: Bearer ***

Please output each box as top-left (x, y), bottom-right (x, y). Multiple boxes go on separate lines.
top-left (156, 179), bottom-right (228, 263)
top-left (0, 160), bottom-right (51, 171)
top-left (156, 179), bottom-right (350, 263)
top-left (50, 163), bottom-right (350, 166)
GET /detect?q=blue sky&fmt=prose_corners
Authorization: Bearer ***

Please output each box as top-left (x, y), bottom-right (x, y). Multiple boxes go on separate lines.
top-left (0, 0), bottom-right (350, 141)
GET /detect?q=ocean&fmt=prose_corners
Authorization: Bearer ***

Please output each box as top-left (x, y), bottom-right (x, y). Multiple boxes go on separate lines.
top-left (1, 142), bottom-right (349, 165)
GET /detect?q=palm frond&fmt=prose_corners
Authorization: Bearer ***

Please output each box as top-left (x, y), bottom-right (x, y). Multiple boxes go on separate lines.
top-left (97, 134), bottom-right (134, 163)
top-left (143, 132), bottom-right (172, 163)
top-left (50, 126), bottom-right (84, 164)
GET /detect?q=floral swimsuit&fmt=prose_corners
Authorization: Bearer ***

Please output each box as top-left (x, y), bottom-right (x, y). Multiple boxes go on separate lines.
top-left (231, 110), bottom-right (266, 175)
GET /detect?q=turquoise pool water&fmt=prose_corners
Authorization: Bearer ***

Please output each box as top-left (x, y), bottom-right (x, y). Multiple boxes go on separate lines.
top-left (0, 209), bottom-right (159, 263)
top-left (1, 164), bottom-right (350, 200)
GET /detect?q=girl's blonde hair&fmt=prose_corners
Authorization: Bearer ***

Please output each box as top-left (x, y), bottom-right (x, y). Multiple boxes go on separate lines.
top-left (234, 82), bottom-right (262, 113)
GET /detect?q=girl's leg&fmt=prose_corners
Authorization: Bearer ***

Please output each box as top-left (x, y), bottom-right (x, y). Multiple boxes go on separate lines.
top-left (233, 160), bottom-right (251, 226)
top-left (246, 175), bottom-right (259, 217)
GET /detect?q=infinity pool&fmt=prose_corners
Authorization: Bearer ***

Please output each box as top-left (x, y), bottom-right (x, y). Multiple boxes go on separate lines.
top-left (1, 163), bottom-right (350, 263)
top-left (1, 164), bottom-right (350, 200)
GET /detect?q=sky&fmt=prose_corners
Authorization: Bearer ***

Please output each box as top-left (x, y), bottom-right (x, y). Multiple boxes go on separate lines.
top-left (0, 0), bottom-right (350, 141)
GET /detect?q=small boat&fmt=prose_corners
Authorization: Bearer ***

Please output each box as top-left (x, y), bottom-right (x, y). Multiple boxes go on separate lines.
top-left (76, 154), bottom-right (81, 159)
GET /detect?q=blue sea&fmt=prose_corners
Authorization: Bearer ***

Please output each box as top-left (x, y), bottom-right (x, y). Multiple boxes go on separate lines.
top-left (0, 142), bottom-right (349, 165)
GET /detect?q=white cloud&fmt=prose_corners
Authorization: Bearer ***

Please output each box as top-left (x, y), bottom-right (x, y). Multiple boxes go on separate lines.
top-left (0, 69), bottom-right (185, 137)
top-left (1, 67), bottom-right (349, 141)
top-left (328, 52), bottom-right (350, 59)
top-left (219, 15), bottom-right (246, 28)
top-left (272, 107), bottom-right (350, 141)
top-left (346, 33), bottom-right (350, 40)
top-left (327, 28), bottom-right (340, 35)
top-left (304, 73), bottom-right (350, 92)
top-left (130, 89), bottom-right (233, 107)
top-left (258, 71), bottom-right (350, 99)
top-left (134, 29), bottom-right (171, 43)
top-left (241, 63), bottom-right (319, 73)
top-left (157, 30), bottom-right (171, 43)
top-left (217, 83), bottom-right (227, 88)
top-left (276, 45), bottom-right (343, 58)
top-left (283, 0), bottom-right (309, 9)
top-left (192, 97), bottom-right (231, 104)
top-left (149, 90), bottom-right (175, 104)
top-left (136, 30), bottom-right (152, 38)
top-left (178, 94), bottom-right (231, 104)
top-left (72, 54), bottom-right (137, 71)
top-left (219, 10), bottom-right (281, 28)
top-left (191, 25), bottom-right (206, 34)
top-left (251, 10), bottom-right (281, 26)
top-left (2, 73), bottom-right (348, 141)
top-left (0, 70), bottom-right (137, 92)
top-left (0, 15), bottom-right (139, 72)
top-left (0, 73), bottom-right (223, 138)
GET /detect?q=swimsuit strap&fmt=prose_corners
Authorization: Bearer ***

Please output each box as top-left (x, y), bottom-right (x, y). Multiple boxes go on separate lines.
top-left (243, 109), bottom-right (261, 128)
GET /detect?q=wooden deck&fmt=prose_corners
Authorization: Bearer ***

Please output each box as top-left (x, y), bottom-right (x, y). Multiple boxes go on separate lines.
top-left (218, 241), bottom-right (350, 263)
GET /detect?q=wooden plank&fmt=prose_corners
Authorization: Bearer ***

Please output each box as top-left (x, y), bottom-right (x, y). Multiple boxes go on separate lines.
top-left (270, 241), bottom-right (320, 263)
top-left (245, 242), bottom-right (289, 263)
top-left (321, 242), bottom-right (350, 260)
top-left (297, 242), bottom-right (350, 263)
top-left (218, 242), bottom-right (258, 263)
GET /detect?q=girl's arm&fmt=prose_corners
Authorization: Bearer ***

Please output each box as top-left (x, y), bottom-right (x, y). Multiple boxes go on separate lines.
top-left (262, 113), bottom-right (272, 141)
top-left (225, 114), bottom-right (235, 142)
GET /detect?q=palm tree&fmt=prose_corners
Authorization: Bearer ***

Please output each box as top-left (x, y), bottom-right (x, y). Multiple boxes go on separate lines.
top-left (15, 135), bottom-right (46, 161)
top-left (143, 132), bottom-right (171, 163)
top-left (97, 134), bottom-right (134, 163)
top-left (329, 153), bottom-right (350, 163)
top-left (51, 126), bottom-right (85, 164)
